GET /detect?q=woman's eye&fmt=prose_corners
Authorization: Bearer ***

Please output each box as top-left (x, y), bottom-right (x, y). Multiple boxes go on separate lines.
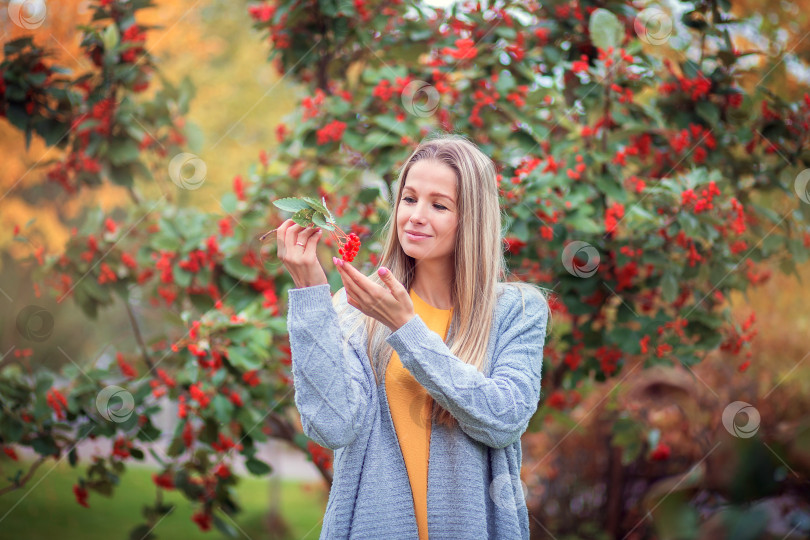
top-left (401, 197), bottom-right (446, 210)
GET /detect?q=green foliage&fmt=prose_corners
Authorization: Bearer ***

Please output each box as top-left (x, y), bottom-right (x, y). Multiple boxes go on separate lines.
top-left (0, 459), bottom-right (324, 540)
top-left (0, 1), bottom-right (195, 188)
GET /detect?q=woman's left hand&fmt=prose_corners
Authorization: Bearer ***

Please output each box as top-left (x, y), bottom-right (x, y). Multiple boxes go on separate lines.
top-left (333, 257), bottom-right (415, 332)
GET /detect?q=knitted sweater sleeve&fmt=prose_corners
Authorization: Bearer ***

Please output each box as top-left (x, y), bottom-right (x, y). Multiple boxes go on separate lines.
top-left (386, 286), bottom-right (548, 449)
top-left (287, 284), bottom-right (372, 450)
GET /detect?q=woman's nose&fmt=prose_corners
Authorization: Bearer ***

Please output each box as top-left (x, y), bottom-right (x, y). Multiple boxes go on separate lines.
top-left (409, 208), bottom-right (426, 223)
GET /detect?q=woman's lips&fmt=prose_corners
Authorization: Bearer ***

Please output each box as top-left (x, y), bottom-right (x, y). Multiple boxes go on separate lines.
top-left (405, 232), bottom-right (431, 241)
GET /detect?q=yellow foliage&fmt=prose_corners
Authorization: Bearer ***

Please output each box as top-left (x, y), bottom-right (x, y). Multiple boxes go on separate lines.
top-left (1, 0), bottom-right (296, 255)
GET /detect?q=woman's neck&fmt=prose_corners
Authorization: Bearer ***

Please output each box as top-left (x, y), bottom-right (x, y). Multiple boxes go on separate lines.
top-left (411, 261), bottom-right (453, 310)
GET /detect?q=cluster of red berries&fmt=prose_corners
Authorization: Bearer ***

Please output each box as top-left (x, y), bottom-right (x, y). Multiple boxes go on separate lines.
top-left (46, 388), bottom-right (68, 420)
top-left (338, 232), bottom-right (361, 262)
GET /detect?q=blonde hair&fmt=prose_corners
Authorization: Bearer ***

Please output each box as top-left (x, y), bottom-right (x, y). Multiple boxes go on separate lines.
top-left (333, 132), bottom-right (552, 427)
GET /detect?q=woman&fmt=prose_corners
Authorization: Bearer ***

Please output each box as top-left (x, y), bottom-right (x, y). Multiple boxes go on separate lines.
top-left (276, 133), bottom-right (550, 539)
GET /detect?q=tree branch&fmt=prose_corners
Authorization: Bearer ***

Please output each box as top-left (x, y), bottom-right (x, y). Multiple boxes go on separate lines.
top-left (0, 455), bottom-right (48, 496)
top-left (125, 299), bottom-right (155, 372)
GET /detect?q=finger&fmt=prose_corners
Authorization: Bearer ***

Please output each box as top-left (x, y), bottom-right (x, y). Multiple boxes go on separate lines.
top-left (338, 260), bottom-right (368, 289)
top-left (303, 228), bottom-right (323, 255)
top-left (343, 263), bottom-right (381, 296)
top-left (278, 218), bottom-right (297, 237)
top-left (341, 273), bottom-right (361, 308)
top-left (284, 223), bottom-right (305, 249)
top-left (376, 267), bottom-right (405, 297)
top-left (339, 259), bottom-right (367, 281)
top-left (277, 219), bottom-right (294, 256)
top-left (299, 225), bottom-right (321, 242)
top-left (346, 265), bottom-right (387, 309)
top-left (337, 262), bottom-right (365, 304)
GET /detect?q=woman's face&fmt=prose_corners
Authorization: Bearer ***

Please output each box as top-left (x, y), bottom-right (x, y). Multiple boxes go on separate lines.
top-left (396, 160), bottom-right (459, 267)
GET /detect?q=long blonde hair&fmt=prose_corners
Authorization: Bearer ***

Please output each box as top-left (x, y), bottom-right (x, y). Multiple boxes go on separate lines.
top-left (333, 132), bottom-right (552, 427)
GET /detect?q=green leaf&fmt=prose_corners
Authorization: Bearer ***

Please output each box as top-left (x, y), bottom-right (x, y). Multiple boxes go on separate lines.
top-left (33, 117), bottom-right (68, 146)
top-left (267, 319), bottom-right (288, 335)
top-left (291, 208), bottom-right (315, 227)
top-left (0, 415), bottom-right (24, 442)
top-left (374, 114), bottom-right (410, 138)
top-left (222, 254), bottom-right (259, 281)
top-left (177, 75), bottom-right (196, 115)
top-left (80, 278), bottom-right (112, 304)
top-left (273, 198), bottom-right (310, 213)
top-left (661, 271), bottom-right (679, 303)
top-left (107, 138), bottom-right (140, 165)
top-left (318, 0), bottom-right (337, 17)
top-left (174, 267), bottom-right (192, 288)
top-left (213, 394), bottom-right (235, 424)
top-left (245, 457), bottom-right (272, 476)
top-left (221, 191), bottom-right (238, 214)
top-left (108, 164), bottom-right (135, 187)
top-left (568, 212), bottom-right (602, 234)
top-left (311, 212), bottom-right (334, 231)
top-left (681, 59), bottom-right (701, 79)
top-left (696, 101), bottom-right (719, 126)
top-left (166, 436), bottom-right (184, 457)
top-left (301, 196), bottom-right (330, 216)
top-left (151, 233), bottom-right (181, 252)
top-left (226, 347), bottom-right (262, 370)
top-left (102, 24), bottom-right (120, 52)
top-left (495, 25), bottom-right (517, 41)
top-left (213, 513), bottom-right (239, 538)
top-left (494, 69), bottom-right (516, 95)
top-left (357, 187), bottom-right (380, 204)
top-left (138, 423), bottom-right (161, 443)
top-left (588, 8), bottom-right (623, 52)
top-left (32, 435), bottom-right (58, 456)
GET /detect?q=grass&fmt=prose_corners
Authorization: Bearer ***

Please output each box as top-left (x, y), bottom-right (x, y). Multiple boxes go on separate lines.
top-left (0, 457), bottom-right (326, 540)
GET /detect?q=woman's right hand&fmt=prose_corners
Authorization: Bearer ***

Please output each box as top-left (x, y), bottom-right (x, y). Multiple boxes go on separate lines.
top-left (276, 219), bottom-right (329, 288)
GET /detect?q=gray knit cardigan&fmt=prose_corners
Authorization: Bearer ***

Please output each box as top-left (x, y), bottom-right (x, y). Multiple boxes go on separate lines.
top-left (286, 282), bottom-right (548, 539)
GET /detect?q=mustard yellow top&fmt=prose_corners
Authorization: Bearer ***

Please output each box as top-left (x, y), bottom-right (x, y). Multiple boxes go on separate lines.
top-left (385, 288), bottom-right (453, 540)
